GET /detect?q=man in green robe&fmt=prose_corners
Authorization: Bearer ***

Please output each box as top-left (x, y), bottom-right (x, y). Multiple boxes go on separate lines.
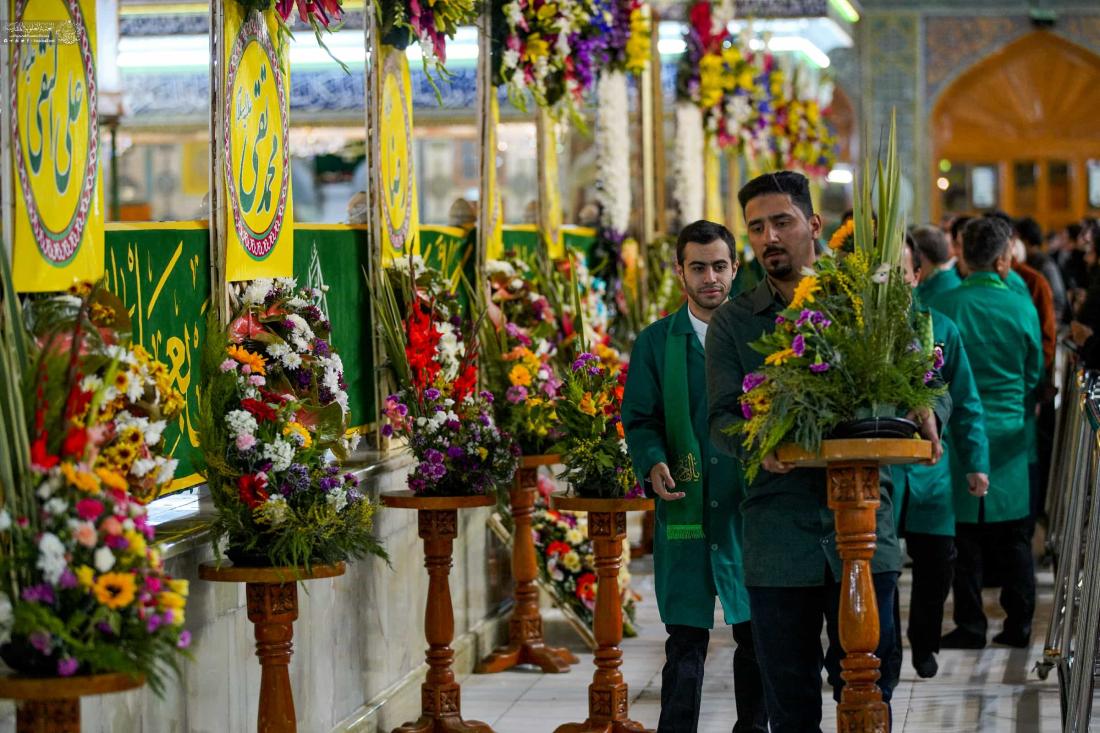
top-left (928, 216), bottom-right (1044, 649)
top-left (622, 220), bottom-right (765, 733)
top-left (912, 225), bottom-right (964, 304)
top-left (891, 236), bottom-right (990, 679)
top-left (705, 172), bottom-right (950, 732)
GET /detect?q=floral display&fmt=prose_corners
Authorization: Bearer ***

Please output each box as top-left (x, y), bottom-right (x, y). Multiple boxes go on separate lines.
top-left (732, 121), bottom-right (943, 479)
top-left (375, 0), bottom-right (478, 90)
top-left (552, 351), bottom-right (639, 498)
top-left (0, 282), bottom-right (189, 690)
top-left (375, 258), bottom-right (518, 496)
top-left (198, 278), bottom-right (385, 567)
top-left (237, 0), bottom-right (347, 68)
top-left (532, 476), bottom-right (637, 635)
top-left (768, 74), bottom-right (838, 177)
top-left (673, 102), bottom-right (705, 223)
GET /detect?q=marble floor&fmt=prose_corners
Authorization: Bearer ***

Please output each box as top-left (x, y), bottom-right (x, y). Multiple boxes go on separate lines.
top-left (455, 557), bottom-right (1092, 732)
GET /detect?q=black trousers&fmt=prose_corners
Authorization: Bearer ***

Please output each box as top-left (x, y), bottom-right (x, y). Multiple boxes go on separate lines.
top-left (905, 532), bottom-right (956, 657)
top-left (658, 621), bottom-right (767, 733)
top-left (952, 520), bottom-right (1036, 639)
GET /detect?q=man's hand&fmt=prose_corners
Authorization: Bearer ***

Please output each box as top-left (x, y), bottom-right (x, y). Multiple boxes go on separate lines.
top-left (762, 452), bottom-right (794, 474)
top-left (907, 407), bottom-right (943, 465)
top-left (966, 472), bottom-right (989, 497)
top-left (649, 463), bottom-right (685, 501)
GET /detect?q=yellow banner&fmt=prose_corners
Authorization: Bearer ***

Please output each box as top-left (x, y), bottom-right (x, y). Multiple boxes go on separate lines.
top-left (223, 4), bottom-right (293, 281)
top-left (536, 108), bottom-right (563, 258)
top-left (377, 46), bottom-right (419, 264)
top-left (484, 94), bottom-right (505, 260)
top-left (704, 136), bottom-right (723, 224)
top-left (11, 0), bottom-right (104, 292)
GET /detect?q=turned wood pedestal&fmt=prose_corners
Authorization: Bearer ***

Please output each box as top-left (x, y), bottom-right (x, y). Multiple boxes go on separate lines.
top-left (382, 490), bottom-right (496, 733)
top-left (198, 561), bottom-right (346, 733)
top-left (479, 455), bottom-right (579, 674)
top-left (549, 494), bottom-right (655, 733)
top-left (0, 672), bottom-right (144, 733)
top-left (777, 438), bottom-right (932, 733)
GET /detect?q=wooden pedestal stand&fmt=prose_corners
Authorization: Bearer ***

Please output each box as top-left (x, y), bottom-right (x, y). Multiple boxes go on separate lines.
top-left (549, 494), bottom-right (655, 733)
top-left (479, 454), bottom-right (579, 674)
top-left (777, 438), bottom-right (932, 733)
top-left (381, 490), bottom-right (496, 733)
top-left (0, 672), bottom-right (144, 733)
top-left (198, 561), bottom-right (346, 733)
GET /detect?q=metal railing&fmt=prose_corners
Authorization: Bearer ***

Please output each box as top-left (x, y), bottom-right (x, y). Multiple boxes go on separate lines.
top-left (1036, 355), bottom-right (1100, 730)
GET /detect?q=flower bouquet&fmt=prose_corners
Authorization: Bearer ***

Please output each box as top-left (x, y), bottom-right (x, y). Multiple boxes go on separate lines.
top-left (733, 120), bottom-right (944, 480)
top-left (197, 278), bottom-right (385, 568)
top-left (374, 259), bottom-right (517, 496)
top-left (0, 279), bottom-right (190, 690)
top-left (373, 0), bottom-right (478, 93)
top-left (235, 0), bottom-right (348, 69)
top-left (552, 351), bottom-right (638, 498)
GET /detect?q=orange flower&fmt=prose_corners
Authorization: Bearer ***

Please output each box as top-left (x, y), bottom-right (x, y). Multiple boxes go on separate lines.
top-left (95, 468), bottom-right (128, 492)
top-left (93, 572), bottom-right (137, 609)
top-left (828, 219), bottom-right (855, 251)
top-left (227, 345), bottom-right (266, 375)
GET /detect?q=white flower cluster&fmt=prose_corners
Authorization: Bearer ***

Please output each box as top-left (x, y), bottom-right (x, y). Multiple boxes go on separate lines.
top-left (284, 314), bottom-right (314, 351)
top-left (36, 533), bottom-right (67, 585)
top-left (674, 101), bottom-right (705, 225)
top-left (595, 71), bottom-right (631, 234)
top-left (226, 410), bottom-right (258, 438)
top-left (263, 438), bottom-right (295, 473)
top-left (266, 342), bottom-right (303, 371)
top-left (319, 353), bottom-right (349, 412)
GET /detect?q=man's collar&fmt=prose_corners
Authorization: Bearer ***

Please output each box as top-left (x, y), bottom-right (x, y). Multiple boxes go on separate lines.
top-left (671, 303), bottom-right (695, 334)
top-left (750, 279), bottom-right (784, 315)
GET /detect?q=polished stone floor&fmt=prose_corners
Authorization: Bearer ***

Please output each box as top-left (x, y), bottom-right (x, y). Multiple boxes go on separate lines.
top-left (457, 557), bottom-right (1087, 732)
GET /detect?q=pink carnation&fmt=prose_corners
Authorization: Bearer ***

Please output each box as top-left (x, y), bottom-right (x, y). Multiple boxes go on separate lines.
top-left (236, 434), bottom-right (257, 451)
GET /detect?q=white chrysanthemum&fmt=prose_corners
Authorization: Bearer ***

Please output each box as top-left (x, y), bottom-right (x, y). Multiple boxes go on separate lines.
top-left (285, 313), bottom-right (314, 340)
top-left (242, 279), bottom-right (273, 306)
top-left (80, 374), bottom-right (103, 392)
top-left (226, 410), bottom-right (258, 438)
top-left (263, 438), bottom-right (294, 473)
top-left (94, 545), bottom-right (116, 573)
top-left (485, 259), bottom-right (516, 278)
top-left (155, 458), bottom-right (179, 485)
top-left (104, 344), bottom-right (137, 365)
top-left (131, 458), bottom-right (156, 478)
top-left (262, 495), bottom-right (290, 527)
top-left (37, 533), bottom-right (67, 585)
top-left (44, 498), bottom-right (68, 517)
top-left (286, 297), bottom-right (309, 309)
top-left (275, 277), bottom-right (297, 292)
top-left (327, 487), bottom-right (348, 513)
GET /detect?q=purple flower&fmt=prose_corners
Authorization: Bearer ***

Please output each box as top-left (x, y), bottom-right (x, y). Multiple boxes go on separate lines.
top-left (29, 631), bottom-right (52, 654)
top-left (447, 445), bottom-right (466, 459)
top-left (775, 315), bottom-right (786, 325)
top-left (923, 371), bottom-right (935, 384)
top-left (146, 614), bottom-right (163, 633)
top-left (319, 476), bottom-right (341, 492)
top-left (178, 630), bottom-right (192, 649)
top-left (543, 375), bottom-right (563, 398)
top-left (933, 346), bottom-right (945, 370)
top-left (742, 372), bottom-right (766, 393)
top-left (571, 353), bottom-right (598, 372)
top-left (425, 449), bottom-right (445, 465)
top-left (445, 419), bottom-right (461, 431)
top-left (810, 362), bottom-right (831, 373)
top-left (381, 424), bottom-right (394, 438)
top-left (741, 402), bottom-right (754, 420)
top-left (792, 334), bottom-right (806, 357)
top-left (796, 309), bottom-right (813, 327)
top-left (22, 584), bottom-right (54, 604)
top-left (810, 312), bottom-right (831, 329)
top-left (479, 390), bottom-right (495, 402)
top-left (57, 657), bottom-right (79, 677)
top-left (312, 338), bottom-right (331, 357)
top-left (424, 388), bottom-right (441, 401)
top-left (506, 385), bottom-right (528, 404)
top-left (58, 568), bottom-right (78, 590)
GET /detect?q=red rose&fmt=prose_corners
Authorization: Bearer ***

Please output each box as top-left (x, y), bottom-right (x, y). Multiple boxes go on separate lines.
top-left (240, 398), bottom-right (278, 423)
top-left (237, 474), bottom-right (269, 509)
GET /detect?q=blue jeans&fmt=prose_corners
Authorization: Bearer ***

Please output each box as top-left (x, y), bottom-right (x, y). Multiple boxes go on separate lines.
top-left (747, 571), bottom-right (900, 733)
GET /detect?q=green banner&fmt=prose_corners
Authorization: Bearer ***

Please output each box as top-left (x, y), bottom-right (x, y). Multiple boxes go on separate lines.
top-left (293, 226), bottom-right (375, 428)
top-left (104, 225), bottom-right (210, 493)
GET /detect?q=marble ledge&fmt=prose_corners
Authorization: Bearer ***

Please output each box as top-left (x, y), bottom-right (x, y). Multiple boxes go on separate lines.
top-left (149, 448), bottom-right (416, 561)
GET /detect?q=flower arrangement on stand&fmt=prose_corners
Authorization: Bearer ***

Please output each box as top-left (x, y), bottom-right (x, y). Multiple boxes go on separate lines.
top-left (732, 118), bottom-right (943, 480)
top-left (374, 260), bottom-right (518, 496)
top-left (198, 278), bottom-right (385, 568)
top-left (0, 279), bottom-right (190, 690)
top-left (531, 476), bottom-right (638, 635)
top-left (374, 0), bottom-right (478, 91)
top-left (235, 0), bottom-right (347, 67)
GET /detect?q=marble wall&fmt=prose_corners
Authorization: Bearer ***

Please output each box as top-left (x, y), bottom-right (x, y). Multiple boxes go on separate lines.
top-left (0, 452), bottom-right (513, 732)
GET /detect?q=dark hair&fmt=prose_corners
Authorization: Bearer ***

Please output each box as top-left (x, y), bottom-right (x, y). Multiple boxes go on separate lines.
top-left (1067, 223), bottom-right (1083, 242)
top-left (911, 225), bottom-right (950, 266)
top-left (840, 209), bottom-right (854, 225)
top-left (1014, 216), bottom-right (1042, 248)
top-left (904, 232), bottom-right (922, 271)
top-left (676, 220), bottom-right (738, 265)
top-left (737, 171), bottom-right (814, 219)
top-left (949, 215), bottom-right (972, 242)
top-left (962, 217), bottom-right (1011, 270)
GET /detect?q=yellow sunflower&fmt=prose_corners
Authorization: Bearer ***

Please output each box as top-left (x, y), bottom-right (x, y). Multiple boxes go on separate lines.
top-left (93, 572), bottom-right (137, 609)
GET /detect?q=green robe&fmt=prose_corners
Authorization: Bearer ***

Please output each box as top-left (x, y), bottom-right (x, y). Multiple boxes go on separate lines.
top-left (705, 280), bottom-right (953, 587)
top-left (892, 309), bottom-right (989, 536)
top-left (915, 267), bottom-right (962, 306)
top-left (621, 305), bottom-right (752, 628)
top-left (928, 272), bottom-right (1043, 523)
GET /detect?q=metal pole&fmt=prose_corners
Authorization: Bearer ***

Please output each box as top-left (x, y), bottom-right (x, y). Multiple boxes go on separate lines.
top-left (1066, 409), bottom-right (1100, 732)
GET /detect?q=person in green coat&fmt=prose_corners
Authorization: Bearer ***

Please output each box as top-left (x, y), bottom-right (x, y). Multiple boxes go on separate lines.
top-left (622, 220), bottom-right (765, 733)
top-left (912, 225), bottom-right (964, 305)
top-left (890, 236), bottom-right (990, 679)
top-left (928, 216), bottom-right (1044, 649)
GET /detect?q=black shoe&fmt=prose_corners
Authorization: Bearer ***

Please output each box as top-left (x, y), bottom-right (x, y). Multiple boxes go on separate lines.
top-left (992, 629), bottom-right (1031, 648)
top-left (940, 628), bottom-right (986, 649)
top-left (912, 651), bottom-right (939, 679)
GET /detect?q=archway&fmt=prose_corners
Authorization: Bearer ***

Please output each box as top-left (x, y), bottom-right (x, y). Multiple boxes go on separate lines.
top-left (931, 31), bottom-right (1100, 231)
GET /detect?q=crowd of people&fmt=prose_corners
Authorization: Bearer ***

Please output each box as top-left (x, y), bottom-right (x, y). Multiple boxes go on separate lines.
top-left (621, 170), bottom-right (1091, 733)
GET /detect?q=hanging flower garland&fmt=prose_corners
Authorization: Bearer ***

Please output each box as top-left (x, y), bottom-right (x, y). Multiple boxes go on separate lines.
top-left (374, 0), bottom-right (478, 92)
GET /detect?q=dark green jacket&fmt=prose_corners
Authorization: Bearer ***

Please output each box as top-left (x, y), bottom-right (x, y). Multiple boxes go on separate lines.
top-left (622, 305), bottom-right (751, 627)
top-left (915, 267), bottom-right (962, 305)
top-left (705, 279), bottom-right (951, 587)
top-left (892, 309), bottom-right (989, 536)
top-left (928, 272), bottom-right (1042, 523)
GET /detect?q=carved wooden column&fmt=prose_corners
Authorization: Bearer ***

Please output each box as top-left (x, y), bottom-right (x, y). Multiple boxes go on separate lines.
top-left (199, 561), bottom-right (346, 733)
top-left (778, 438), bottom-right (931, 733)
top-left (480, 454), bottom-right (578, 673)
top-left (549, 494), bottom-right (655, 733)
top-left (0, 673), bottom-right (144, 733)
top-left (382, 491), bottom-right (496, 733)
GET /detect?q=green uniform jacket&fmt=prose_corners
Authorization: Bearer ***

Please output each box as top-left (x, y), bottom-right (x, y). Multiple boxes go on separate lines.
top-left (928, 272), bottom-right (1043, 523)
top-left (705, 280), bottom-right (953, 587)
top-left (915, 267), bottom-right (962, 305)
top-left (622, 305), bottom-right (752, 627)
top-left (892, 309), bottom-right (989, 536)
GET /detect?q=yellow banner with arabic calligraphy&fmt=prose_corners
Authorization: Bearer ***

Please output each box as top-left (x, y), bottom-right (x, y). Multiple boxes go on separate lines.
top-left (223, 4), bottom-right (293, 281)
top-left (536, 108), bottom-right (563, 258)
top-left (10, 0), bottom-right (104, 292)
top-left (376, 45), bottom-right (419, 263)
top-left (704, 136), bottom-right (723, 224)
top-left (484, 94), bottom-right (505, 260)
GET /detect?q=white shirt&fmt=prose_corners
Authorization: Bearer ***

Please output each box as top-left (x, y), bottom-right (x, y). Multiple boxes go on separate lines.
top-left (687, 307), bottom-right (708, 348)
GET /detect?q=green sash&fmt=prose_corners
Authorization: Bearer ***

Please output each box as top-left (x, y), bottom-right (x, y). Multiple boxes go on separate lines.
top-left (662, 328), bottom-right (705, 540)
